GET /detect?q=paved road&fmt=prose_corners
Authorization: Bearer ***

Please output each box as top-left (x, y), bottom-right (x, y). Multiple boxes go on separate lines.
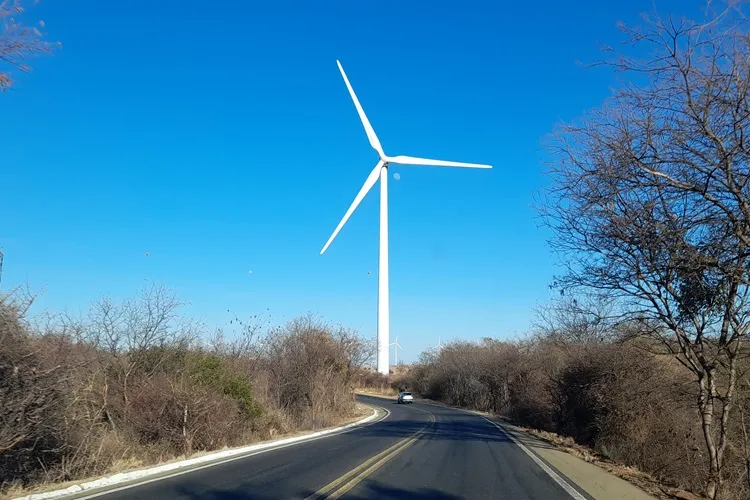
top-left (87, 395), bottom-right (585, 499)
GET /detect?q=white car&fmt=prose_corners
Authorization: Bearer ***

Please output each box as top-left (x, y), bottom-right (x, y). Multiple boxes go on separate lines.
top-left (397, 391), bottom-right (414, 404)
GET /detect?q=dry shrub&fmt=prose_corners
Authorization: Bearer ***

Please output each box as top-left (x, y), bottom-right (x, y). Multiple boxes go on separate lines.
top-left (0, 296), bottom-right (69, 488)
top-left (353, 369), bottom-right (391, 392)
top-left (128, 374), bottom-right (243, 456)
top-left (551, 345), bottom-right (704, 490)
top-left (401, 336), bottom-right (718, 497)
top-left (260, 315), bottom-right (370, 429)
top-left (505, 341), bottom-right (561, 431)
top-left (0, 287), bottom-right (374, 495)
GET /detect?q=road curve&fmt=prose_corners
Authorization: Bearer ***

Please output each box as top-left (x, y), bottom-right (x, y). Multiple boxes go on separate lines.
top-left (81, 395), bottom-right (585, 499)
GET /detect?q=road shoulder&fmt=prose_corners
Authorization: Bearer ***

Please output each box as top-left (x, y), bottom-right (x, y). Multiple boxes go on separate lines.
top-left (414, 398), bottom-right (656, 500)
top-left (491, 418), bottom-right (655, 500)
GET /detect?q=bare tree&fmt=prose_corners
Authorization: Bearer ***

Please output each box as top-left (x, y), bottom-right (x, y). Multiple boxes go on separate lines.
top-left (208, 309), bottom-right (272, 359)
top-left (533, 295), bottom-right (615, 346)
top-left (259, 314), bottom-right (371, 428)
top-left (84, 283), bottom-right (195, 353)
top-left (0, 291), bottom-right (69, 487)
top-left (0, 0), bottom-right (56, 91)
top-left (333, 325), bottom-right (376, 376)
top-left (540, 3), bottom-right (750, 497)
top-left (76, 283), bottom-right (199, 429)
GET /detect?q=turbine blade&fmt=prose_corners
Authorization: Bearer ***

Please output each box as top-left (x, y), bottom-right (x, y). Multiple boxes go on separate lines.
top-left (320, 161), bottom-right (384, 255)
top-left (388, 155), bottom-right (492, 169)
top-left (337, 60), bottom-right (384, 157)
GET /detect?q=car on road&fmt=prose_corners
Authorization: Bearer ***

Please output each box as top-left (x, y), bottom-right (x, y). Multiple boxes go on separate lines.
top-left (397, 391), bottom-right (414, 404)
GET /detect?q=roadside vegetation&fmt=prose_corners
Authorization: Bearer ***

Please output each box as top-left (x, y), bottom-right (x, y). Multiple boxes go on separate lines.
top-left (393, 3), bottom-right (750, 499)
top-left (395, 313), bottom-right (750, 499)
top-left (0, 285), bottom-right (374, 495)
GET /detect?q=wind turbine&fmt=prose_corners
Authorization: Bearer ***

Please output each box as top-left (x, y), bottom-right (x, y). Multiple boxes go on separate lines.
top-left (320, 60), bottom-right (492, 376)
top-left (390, 334), bottom-right (403, 367)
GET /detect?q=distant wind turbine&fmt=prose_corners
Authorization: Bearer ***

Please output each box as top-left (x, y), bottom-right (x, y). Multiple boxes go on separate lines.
top-left (390, 334), bottom-right (403, 367)
top-left (320, 60), bottom-right (492, 376)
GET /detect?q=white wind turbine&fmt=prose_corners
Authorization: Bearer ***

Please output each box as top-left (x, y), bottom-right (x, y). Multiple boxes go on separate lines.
top-left (320, 60), bottom-right (492, 376)
top-left (390, 334), bottom-right (403, 367)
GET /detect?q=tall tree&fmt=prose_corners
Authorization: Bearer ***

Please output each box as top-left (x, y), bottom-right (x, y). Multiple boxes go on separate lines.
top-left (540, 2), bottom-right (750, 498)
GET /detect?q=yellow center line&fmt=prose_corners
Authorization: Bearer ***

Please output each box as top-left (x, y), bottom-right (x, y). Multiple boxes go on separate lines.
top-left (305, 413), bottom-right (436, 500)
top-left (325, 428), bottom-right (427, 499)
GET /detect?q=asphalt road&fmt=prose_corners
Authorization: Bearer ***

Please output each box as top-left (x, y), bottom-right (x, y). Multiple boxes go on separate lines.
top-left (86, 395), bottom-right (585, 500)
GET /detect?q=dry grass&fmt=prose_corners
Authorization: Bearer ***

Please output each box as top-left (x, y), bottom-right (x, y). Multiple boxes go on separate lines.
top-left (354, 387), bottom-right (398, 398)
top-left (8, 402), bottom-right (376, 499)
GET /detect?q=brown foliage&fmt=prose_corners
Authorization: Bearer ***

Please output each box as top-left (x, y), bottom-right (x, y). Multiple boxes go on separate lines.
top-left (400, 333), bottom-right (730, 497)
top-left (0, 287), bottom-right (374, 494)
top-left (128, 374), bottom-right (243, 456)
top-left (260, 314), bottom-right (374, 429)
top-left (551, 345), bottom-right (701, 489)
top-left (0, 296), bottom-right (68, 487)
top-left (352, 369), bottom-right (392, 392)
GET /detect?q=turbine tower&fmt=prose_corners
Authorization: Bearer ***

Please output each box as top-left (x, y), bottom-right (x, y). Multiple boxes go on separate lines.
top-left (320, 61), bottom-right (492, 376)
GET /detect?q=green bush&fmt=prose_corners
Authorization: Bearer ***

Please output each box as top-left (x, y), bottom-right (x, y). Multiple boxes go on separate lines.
top-left (188, 353), bottom-right (262, 418)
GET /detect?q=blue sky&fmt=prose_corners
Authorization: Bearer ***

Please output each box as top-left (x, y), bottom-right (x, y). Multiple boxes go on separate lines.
top-left (2, 0), bottom-right (704, 361)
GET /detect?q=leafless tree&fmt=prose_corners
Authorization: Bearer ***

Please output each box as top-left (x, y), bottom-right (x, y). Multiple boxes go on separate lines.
top-left (333, 325), bottom-right (376, 376)
top-left (0, 0), bottom-right (57, 91)
top-left (208, 309), bottom-right (271, 359)
top-left (74, 283), bottom-right (199, 430)
top-left (83, 283), bottom-right (196, 353)
top-left (258, 314), bottom-right (372, 428)
top-left (533, 295), bottom-right (615, 346)
top-left (539, 2), bottom-right (750, 497)
top-left (0, 292), bottom-right (69, 487)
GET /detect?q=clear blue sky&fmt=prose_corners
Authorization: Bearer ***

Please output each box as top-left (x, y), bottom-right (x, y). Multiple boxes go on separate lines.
top-left (2, 0), bottom-right (703, 361)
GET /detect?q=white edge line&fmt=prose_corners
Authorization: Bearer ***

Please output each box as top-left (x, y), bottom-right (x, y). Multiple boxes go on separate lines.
top-left (417, 399), bottom-right (585, 499)
top-left (477, 414), bottom-right (587, 500)
top-left (15, 405), bottom-right (388, 500)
